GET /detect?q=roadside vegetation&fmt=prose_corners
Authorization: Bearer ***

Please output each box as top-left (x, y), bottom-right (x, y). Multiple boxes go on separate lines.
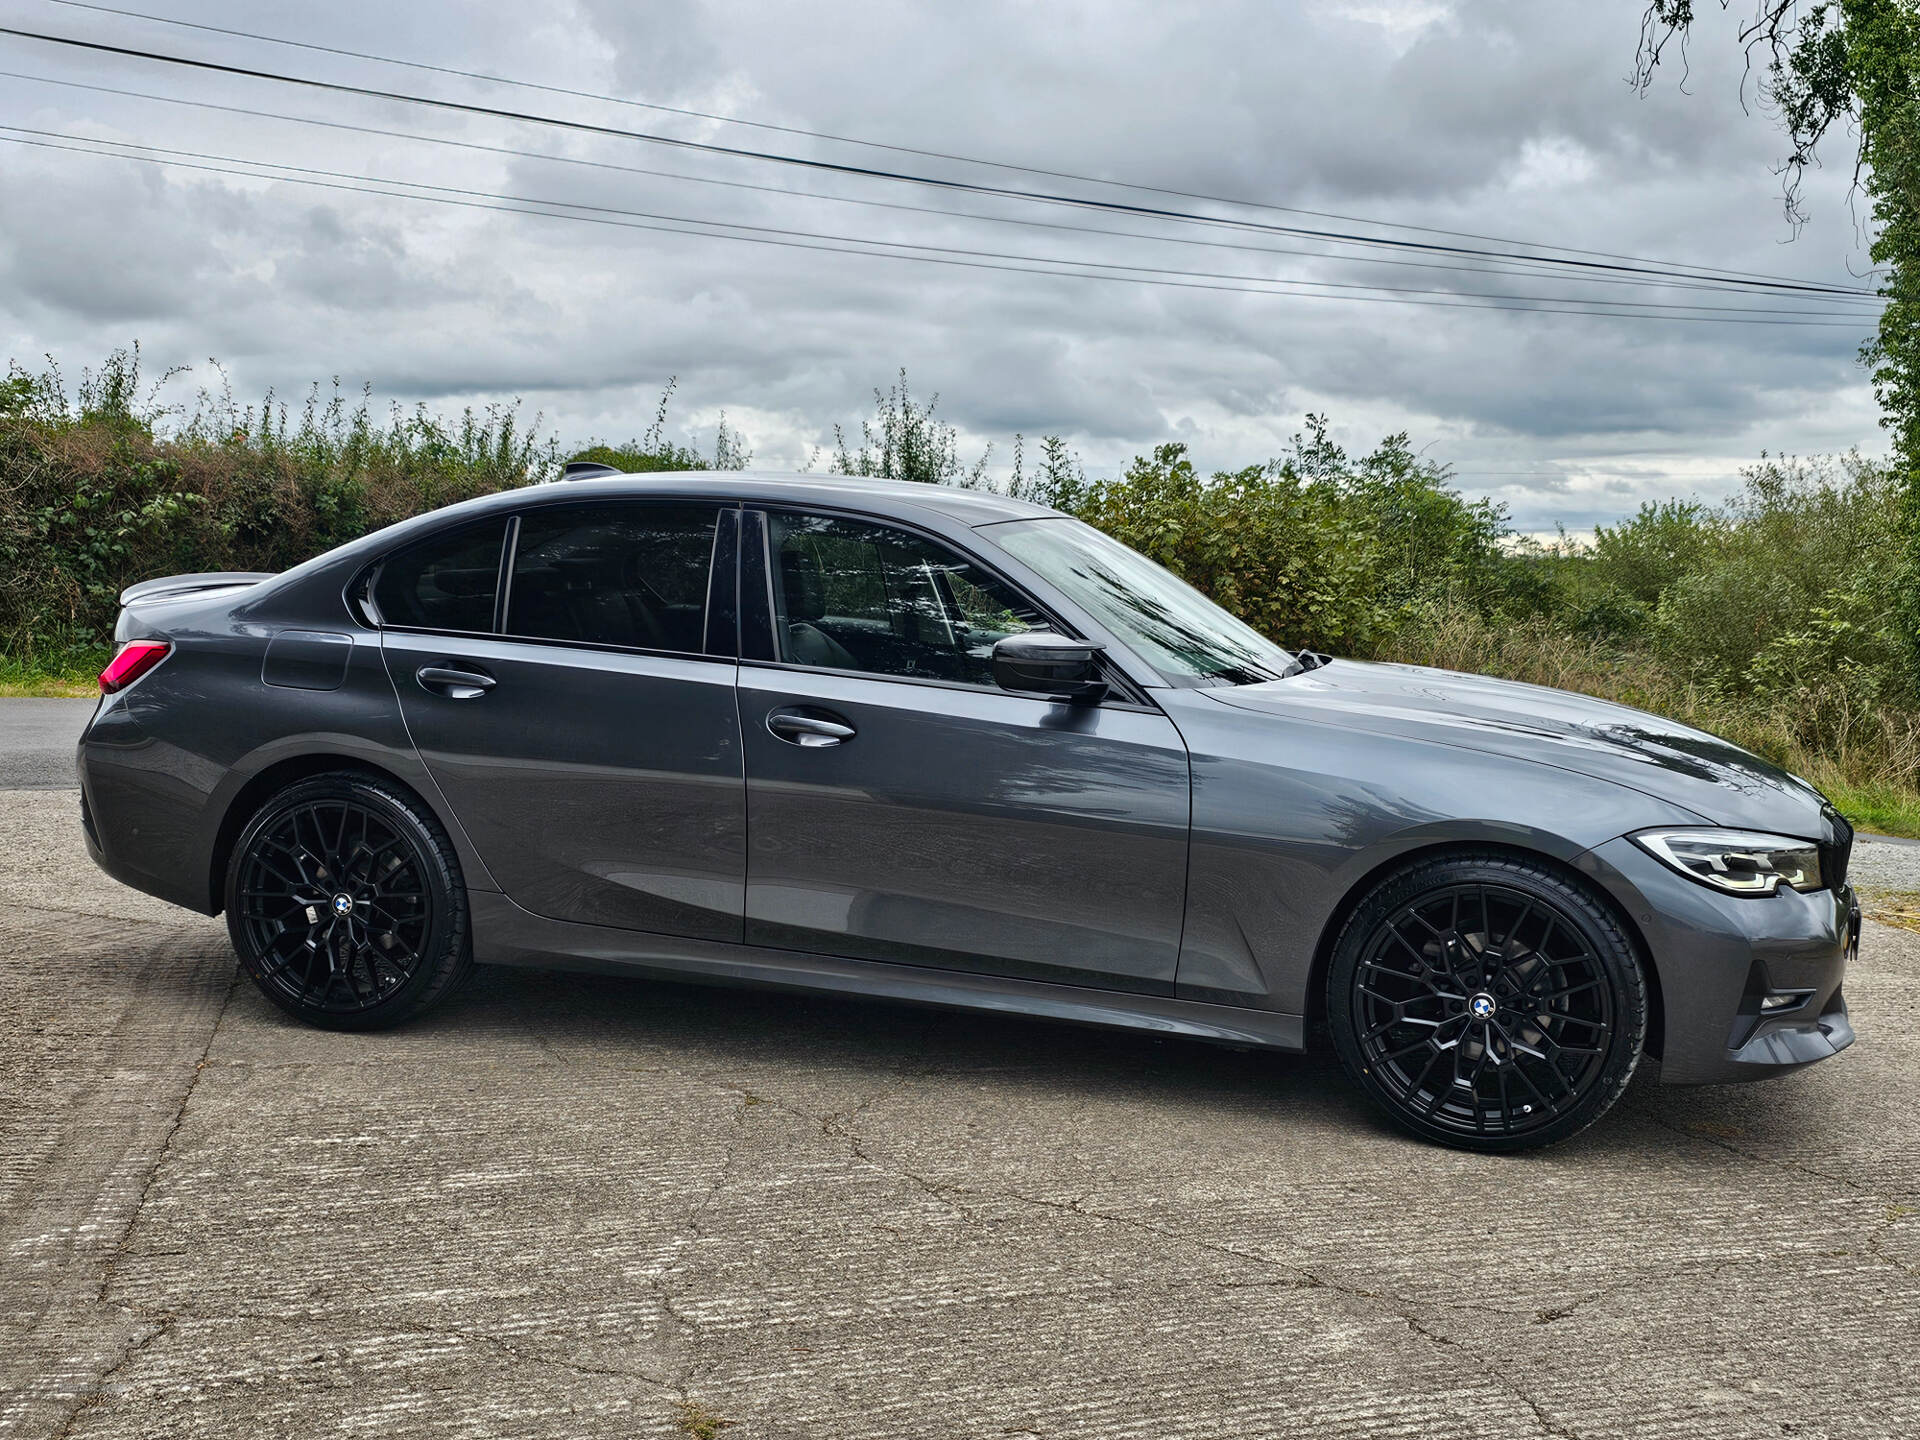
top-left (5, 347), bottom-right (1916, 835)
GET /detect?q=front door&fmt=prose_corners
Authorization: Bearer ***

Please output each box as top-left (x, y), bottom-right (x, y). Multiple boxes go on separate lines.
top-left (379, 500), bottom-right (746, 941)
top-left (738, 506), bottom-right (1191, 992)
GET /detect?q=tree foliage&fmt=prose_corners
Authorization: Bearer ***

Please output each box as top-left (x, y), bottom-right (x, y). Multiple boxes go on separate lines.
top-left (1634, 1), bottom-right (1920, 681)
top-left (826, 370), bottom-right (990, 486)
top-left (1062, 418), bottom-right (1517, 655)
top-left (568, 376), bottom-right (752, 473)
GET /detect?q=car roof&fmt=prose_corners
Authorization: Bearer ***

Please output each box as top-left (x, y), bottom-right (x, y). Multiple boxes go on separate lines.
top-left (245, 470), bottom-right (1067, 616)
top-left (500, 471), bottom-right (1059, 526)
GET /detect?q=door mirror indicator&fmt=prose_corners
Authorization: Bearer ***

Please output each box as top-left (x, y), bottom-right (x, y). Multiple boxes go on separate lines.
top-left (992, 633), bottom-right (1108, 704)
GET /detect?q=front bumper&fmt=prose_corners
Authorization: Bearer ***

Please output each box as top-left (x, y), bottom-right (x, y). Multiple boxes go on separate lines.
top-left (1579, 836), bottom-right (1857, 1085)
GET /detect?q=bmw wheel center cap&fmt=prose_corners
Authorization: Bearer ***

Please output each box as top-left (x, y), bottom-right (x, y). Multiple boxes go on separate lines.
top-left (1469, 991), bottom-right (1497, 1020)
top-left (331, 893), bottom-right (355, 917)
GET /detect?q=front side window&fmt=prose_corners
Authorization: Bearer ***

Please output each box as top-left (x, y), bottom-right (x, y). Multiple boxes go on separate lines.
top-left (988, 516), bottom-right (1301, 686)
top-left (764, 509), bottom-right (1044, 685)
top-left (372, 519), bottom-right (503, 634)
top-left (505, 501), bottom-right (722, 653)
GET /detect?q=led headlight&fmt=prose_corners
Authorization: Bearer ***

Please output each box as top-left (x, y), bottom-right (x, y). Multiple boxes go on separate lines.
top-left (1634, 829), bottom-right (1824, 897)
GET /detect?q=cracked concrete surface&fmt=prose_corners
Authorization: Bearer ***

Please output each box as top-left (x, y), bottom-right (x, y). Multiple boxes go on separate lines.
top-left (3, 783), bottom-right (1918, 1439)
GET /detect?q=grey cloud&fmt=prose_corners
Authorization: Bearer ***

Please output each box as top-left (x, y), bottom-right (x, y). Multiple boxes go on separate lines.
top-left (0, 0), bottom-right (1886, 535)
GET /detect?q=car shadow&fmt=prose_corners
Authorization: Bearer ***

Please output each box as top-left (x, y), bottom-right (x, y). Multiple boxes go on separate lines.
top-left (200, 944), bottom-right (1829, 1162)
top-left (426, 959), bottom-right (1379, 1127)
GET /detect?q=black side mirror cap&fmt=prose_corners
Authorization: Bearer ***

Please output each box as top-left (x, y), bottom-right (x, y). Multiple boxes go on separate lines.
top-left (992, 632), bottom-right (1108, 704)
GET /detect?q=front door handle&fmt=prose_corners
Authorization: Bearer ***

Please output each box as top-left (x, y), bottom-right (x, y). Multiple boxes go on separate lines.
top-left (767, 708), bottom-right (856, 748)
top-left (416, 663), bottom-right (496, 700)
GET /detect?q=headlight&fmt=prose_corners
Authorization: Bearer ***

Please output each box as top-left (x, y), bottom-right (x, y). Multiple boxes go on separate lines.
top-left (1634, 829), bottom-right (1824, 897)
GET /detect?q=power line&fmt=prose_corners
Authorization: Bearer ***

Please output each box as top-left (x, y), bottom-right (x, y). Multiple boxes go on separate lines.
top-left (2, 68), bottom-right (1882, 310)
top-left (0, 128), bottom-right (1872, 326)
top-left (39, 0), bottom-right (1884, 297)
top-left (0, 23), bottom-right (1878, 302)
top-left (0, 123), bottom-right (1868, 317)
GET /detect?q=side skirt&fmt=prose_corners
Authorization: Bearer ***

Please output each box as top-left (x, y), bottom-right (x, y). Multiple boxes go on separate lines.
top-left (470, 892), bottom-right (1305, 1052)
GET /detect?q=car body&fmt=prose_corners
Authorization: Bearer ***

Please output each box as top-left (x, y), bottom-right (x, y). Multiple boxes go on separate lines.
top-left (77, 472), bottom-right (1860, 1149)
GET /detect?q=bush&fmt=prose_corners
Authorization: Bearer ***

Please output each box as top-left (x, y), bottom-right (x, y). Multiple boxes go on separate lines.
top-left (1063, 418), bottom-right (1523, 655)
top-left (0, 350), bottom-right (741, 655)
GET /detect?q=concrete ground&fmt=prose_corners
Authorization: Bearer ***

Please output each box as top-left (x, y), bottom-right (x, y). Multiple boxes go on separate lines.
top-left (4, 700), bottom-right (1918, 1439)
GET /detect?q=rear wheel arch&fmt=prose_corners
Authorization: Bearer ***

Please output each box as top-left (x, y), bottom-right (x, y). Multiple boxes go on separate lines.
top-left (1305, 839), bottom-right (1664, 1059)
top-left (208, 755), bottom-right (446, 914)
top-left (223, 768), bottom-right (474, 1029)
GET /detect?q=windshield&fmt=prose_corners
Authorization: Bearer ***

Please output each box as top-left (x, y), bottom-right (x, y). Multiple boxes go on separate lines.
top-left (988, 517), bottom-right (1302, 686)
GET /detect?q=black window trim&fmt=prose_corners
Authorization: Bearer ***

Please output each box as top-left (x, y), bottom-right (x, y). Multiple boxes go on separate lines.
top-left (740, 500), bottom-right (1153, 708)
top-left (360, 498), bottom-right (743, 665)
top-left (492, 514), bottom-right (520, 634)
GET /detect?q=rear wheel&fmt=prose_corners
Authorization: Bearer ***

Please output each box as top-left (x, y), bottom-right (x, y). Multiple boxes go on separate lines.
top-left (1327, 853), bottom-right (1646, 1152)
top-left (224, 772), bottom-right (472, 1030)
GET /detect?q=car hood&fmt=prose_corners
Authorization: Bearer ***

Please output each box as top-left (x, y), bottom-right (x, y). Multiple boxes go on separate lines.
top-left (1208, 659), bottom-right (1842, 840)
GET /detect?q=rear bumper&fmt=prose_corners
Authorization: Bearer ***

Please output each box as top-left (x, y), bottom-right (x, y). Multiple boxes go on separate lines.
top-left (1579, 837), bottom-right (1856, 1085)
top-left (76, 695), bottom-right (219, 913)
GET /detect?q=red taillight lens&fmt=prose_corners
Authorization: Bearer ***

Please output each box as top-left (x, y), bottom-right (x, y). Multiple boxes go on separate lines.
top-left (99, 640), bottom-right (171, 693)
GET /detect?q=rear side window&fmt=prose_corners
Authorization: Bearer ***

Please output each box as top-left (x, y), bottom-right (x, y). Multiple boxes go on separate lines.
top-left (505, 501), bottom-right (723, 654)
top-left (373, 520), bottom-right (503, 634)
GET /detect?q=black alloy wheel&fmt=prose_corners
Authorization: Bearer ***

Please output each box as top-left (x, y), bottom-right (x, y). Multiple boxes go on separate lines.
top-left (1327, 853), bottom-right (1647, 1151)
top-left (225, 772), bottom-right (473, 1030)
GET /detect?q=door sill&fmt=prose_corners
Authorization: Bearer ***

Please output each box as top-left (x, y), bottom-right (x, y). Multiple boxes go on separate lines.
top-left (470, 891), bottom-right (1304, 1052)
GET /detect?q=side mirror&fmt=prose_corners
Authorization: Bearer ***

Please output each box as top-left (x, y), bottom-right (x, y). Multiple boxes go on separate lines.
top-left (992, 632), bottom-right (1108, 704)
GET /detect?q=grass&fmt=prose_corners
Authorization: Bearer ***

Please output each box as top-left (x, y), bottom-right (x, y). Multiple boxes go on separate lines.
top-left (1858, 889), bottom-right (1920, 933)
top-left (672, 1399), bottom-right (736, 1439)
top-left (0, 649), bottom-right (108, 698)
top-left (1814, 779), bottom-right (1920, 840)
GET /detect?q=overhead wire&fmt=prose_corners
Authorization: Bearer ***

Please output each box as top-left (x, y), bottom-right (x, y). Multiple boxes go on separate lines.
top-left (0, 23), bottom-right (1879, 303)
top-left (37, 0), bottom-right (1885, 296)
top-left (0, 67), bottom-right (1884, 309)
top-left (0, 127), bottom-right (1874, 325)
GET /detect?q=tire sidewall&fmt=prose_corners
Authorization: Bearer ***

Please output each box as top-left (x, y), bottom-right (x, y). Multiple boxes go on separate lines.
top-left (1327, 854), bottom-right (1647, 1152)
top-left (224, 773), bottom-right (465, 1031)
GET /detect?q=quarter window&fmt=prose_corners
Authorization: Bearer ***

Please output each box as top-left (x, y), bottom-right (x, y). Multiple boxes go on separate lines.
top-left (763, 510), bottom-right (1044, 684)
top-left (505, 501), bottom-right (722, 653)
top-left (372, 520), bottom-right (503, 634)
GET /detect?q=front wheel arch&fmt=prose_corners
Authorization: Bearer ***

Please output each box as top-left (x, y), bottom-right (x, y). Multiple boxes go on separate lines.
top-left (1305, 840), bottom-right (1664, 1060)
top-left (1323, 848), bottom-right (1650, 1149)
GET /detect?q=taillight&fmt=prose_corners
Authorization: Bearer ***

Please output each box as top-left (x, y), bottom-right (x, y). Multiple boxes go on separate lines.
top-left (99, 640), bottom-right (171, 693)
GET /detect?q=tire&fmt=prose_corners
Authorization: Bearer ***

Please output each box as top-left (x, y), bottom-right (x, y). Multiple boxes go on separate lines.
top-left (224, 771), bottom-right (473, 1030)
top-left (1326, 852), bottom-right (1646, 1152)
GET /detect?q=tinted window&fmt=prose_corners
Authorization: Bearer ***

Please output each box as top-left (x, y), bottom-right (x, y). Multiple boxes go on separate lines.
top-left (373, 520), bottom-right (503, 634)
top-left (506, 501), bottom-right (722, 653)
top-left (765, 509), bottom-right (1044, 684)
top-left (990, 516), bottom-right (1299, 686)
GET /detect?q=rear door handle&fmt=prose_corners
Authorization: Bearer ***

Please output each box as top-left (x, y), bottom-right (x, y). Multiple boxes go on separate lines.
top-left (767, 708), bottom-right (856, 747)
top-left (416, 664), bottom-right (496, 700)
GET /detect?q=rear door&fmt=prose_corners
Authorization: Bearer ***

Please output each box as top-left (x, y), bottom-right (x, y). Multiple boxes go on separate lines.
top-left (737, 505), bottom-right (1191, 992)
top-left (378, 499), bottom-right (746, 941)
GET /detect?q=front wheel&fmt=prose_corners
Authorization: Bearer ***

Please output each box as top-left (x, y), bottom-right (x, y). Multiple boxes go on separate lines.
top-left (1327, 853), bottom-right (1647, 1152)
top-left (224, 772), bottom-right (473, 1030)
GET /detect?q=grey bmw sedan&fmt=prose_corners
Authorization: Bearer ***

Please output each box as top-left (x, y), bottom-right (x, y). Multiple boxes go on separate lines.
top-left (77, 472), bottom-right (1859, 1151)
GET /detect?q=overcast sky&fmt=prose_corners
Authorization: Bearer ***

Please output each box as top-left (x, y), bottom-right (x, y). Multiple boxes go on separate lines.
top-left (0, 0), bottom-right (1889, 531)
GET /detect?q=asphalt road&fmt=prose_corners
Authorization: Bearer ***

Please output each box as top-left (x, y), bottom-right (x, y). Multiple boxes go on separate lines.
top-left (0, 699), bottom-right (90, 789)
top-left (4, 701), bottom-right (1919, 1438)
